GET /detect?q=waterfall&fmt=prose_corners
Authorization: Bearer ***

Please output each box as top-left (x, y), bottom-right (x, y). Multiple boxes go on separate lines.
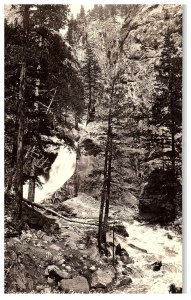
top-left (23, 146), bottom-right (76, 203)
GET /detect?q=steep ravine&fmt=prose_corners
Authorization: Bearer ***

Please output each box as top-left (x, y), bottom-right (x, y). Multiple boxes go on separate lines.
top-left (19, 4), bottom-right (182, 293)
top-left (22, 139), bottom-right (182, 293)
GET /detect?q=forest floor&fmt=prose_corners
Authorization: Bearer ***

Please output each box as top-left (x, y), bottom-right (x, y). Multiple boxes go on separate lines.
top-left (4, 193), bottom-right (182, 294)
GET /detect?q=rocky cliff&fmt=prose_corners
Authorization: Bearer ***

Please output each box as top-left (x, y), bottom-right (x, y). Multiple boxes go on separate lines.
top-left (70, 4), bottom-right (182, 210)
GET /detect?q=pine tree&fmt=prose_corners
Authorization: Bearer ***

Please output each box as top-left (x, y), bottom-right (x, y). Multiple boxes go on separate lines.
top-left (67, 14), bottom-right (78, 46)
top-left (151, 30), bottom-right (182, 176)
top-left (98, 5), bottom-right (104, 21)
top-left (5, 5), bottom-right (85, 208)
top-left (78, 5), bottom-right (86, 21)
top-left (14, 5), bottom-right (30, 218)
top-left (141, 29), bottom-right (182, 221)
top-left (82, 42), bottom-right (102, 124)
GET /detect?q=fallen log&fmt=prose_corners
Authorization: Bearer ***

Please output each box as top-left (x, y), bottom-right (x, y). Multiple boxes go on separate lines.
top-left (22, 198), bottom-right (99, 226)
top-left (22, 198), bottom-right (122, 228)
top-left (128, 243), bottom-right (147, 253)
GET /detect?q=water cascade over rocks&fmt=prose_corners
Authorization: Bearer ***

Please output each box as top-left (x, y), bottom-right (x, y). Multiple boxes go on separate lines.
top-left (22, 142), bottom-right (182, 293)
top-left (23, 146), bottom-right (76, 203)
top-left (112, 221), bottom-right (182, 293)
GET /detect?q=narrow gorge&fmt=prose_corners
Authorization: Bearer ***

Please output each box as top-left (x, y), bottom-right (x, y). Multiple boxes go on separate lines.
top-left (4, 4), bottom-right (183, 294)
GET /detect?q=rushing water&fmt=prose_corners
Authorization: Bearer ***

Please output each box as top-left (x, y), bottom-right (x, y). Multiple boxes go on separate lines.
top-left (113, 220), bottom-right (182, 293)
top-left (23, 146), bottom-right (76, 203)
top-left (23, 144), bottom-right (182, 293)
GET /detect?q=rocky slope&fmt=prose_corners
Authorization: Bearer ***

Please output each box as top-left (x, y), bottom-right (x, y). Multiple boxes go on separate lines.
top-left (70, 4), bottom-right (182, 210)
top-left (5, 192), bottom-right (182, 293)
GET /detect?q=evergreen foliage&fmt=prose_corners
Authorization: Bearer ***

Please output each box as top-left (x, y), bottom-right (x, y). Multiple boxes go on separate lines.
top-left (5, 5), bottom-right (85, 210)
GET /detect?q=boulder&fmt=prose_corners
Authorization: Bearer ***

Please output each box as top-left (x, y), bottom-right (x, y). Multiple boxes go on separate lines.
top-left (44, 287), bottom-right (51, 293)
top-left (45, 265), bottom-right (72, 281)
top-left (115, 243), bottom-right (128, 256)
top-left (121, 191), bottom-right (139, 210)
top-left (118, 277), bottom-right (132, 287)
top-left (60, 276), bottom-right (89, 293)
top-left (151, 261), bottom-right (162, 271)
top-left (36, 285), bottom-right (44, 292)
top-left (49, 244), bottom-right (62, 251)
top-left (122, 270), bottom-right (128, 275)
top-left (89, 265), bottom-right (97, 272)
top-left (169, 283), bottom-right (182, 293)
top-left (120, 254), bottom-right (133, 264)
top-left (65, 265), bottom-right (72, 272)
top-left (166, 233), bottom-right (173, 240)
top-left (116, 224), bottom-right (129, 238)
top-left (91, 267), bottom-right (115, 289)
top-left (47, 277), bottom-right (54, 285)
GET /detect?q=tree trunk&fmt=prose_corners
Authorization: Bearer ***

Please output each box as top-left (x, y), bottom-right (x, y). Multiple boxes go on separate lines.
top-left (98, 108), bottom-right (112, 251)
top-left (98, 80), bottom-right (114, 251)
top-left (6, 100), bottom-right (19, 194)
top-left (75, 113), bottom-right (79, 130)
top-left (74, 141), bottom-right (80, 197)
top-left (14, 5), bottom-right (29, 219)
top-left (28, 162), bottom-right (36, 202)
top-left (102, 109), bottom-right (112, 243)
top-left (6, 141), bottom-right (17, 194)
top-left (98, 131), bottom-right (109, 251)
top-left (112, 220), bottom-right (115, 266)
top-left (87, 62), bottom-right (92, 124)
top-left (169, 81), bottom-right (176, 177)
top-left (14, 61), bottom-right (26, 218)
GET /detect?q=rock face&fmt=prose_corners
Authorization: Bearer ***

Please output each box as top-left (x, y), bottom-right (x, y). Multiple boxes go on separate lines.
top-left (139, 169), bottom-right (181, 223)
top-left (71, 4), bottom-right (182, 207)
top-left (91, 267), bottom-right (116, 289)
top-left (59, 276), bottom-right (89, 293)
top-left (120, 4), bottom-right (182, 106)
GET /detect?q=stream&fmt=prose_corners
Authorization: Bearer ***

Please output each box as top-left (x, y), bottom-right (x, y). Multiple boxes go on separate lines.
top-left (23, 145), bottom-right (182, 293)
top-left (114, 221), bottom-right (182, 293)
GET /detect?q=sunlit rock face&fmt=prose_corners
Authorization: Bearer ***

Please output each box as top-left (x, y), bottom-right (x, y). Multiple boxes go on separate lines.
top-left (71, 5), bottom-right (182, 208)
top-left (119, 4), bottom-right (182, 107)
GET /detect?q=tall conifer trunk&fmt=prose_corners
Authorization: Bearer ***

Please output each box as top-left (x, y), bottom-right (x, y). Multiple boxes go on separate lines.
top-left (14, 5), bottom-right (29, 218)
top-left (98, 106), bottom-right (113, 250)
top-left (28, 162), bottom-right (35, 202)
top-left (102, 109), bottom-right (112, 243)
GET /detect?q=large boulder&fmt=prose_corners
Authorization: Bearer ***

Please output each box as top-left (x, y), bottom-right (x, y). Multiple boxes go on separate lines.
top-left (121, 191), bottom-right (139, 210)
top-left (91, 266), bottom-right (116, 289)
top-left (139, 169), bottom-right (181, 223)
top-left (59, 276), bottom-right (89, 293)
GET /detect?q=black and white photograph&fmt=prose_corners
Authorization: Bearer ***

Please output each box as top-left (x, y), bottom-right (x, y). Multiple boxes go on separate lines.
top-left (4, 2), bottom-right (184, 294)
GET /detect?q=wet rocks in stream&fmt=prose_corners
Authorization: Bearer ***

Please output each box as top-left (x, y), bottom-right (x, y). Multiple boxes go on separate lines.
top-left (169, 283), bottom-right (182, 293)
top-left (115, 243), bottom-right (128, 256)
top-left (151, 261), bottom-right (162, 271)
top-left (109, 223), bottom-right (129, 238)
top-left (115, 244), bottom-right (133, 265)
top-left (118, 277), bottom-right (132, 287)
